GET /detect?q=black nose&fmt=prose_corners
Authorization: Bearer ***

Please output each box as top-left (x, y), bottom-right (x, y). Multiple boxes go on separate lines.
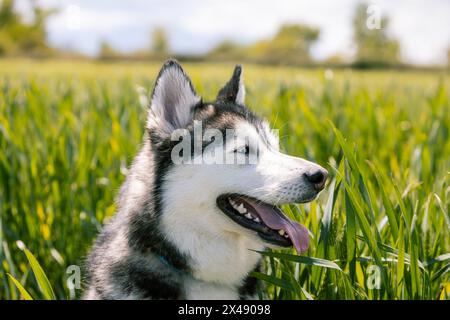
top-left (305, 169), bottom-right (328, 191)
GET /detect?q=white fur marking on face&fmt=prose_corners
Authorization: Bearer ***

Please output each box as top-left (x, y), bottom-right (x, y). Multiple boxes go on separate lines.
top-left (262, 121), bottom-right (280, 151)
top-left (230, 121), bottom-right (326, 204)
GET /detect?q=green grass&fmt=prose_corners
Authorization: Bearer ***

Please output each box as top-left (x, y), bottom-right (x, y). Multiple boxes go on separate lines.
top-left (0, 59), bottom-right (449, 300)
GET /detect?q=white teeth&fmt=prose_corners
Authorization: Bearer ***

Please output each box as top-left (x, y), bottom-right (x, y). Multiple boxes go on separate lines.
top-left (253, 217), bottom-right (260, 223)
top-left (228, 199), bottom-right (253, 217)
top-left (278, 230), bottom-right (285, 236)
top-left (237, 204), bottom-right (247, 214)
top-left (230, 199), bottom-right (245, 213)
top-left (284, 234), bottom-right (289, 238)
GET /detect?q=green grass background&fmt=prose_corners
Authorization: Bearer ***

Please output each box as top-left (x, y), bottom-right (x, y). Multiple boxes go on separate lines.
top-left (0, 60), bottom-right (449, 300)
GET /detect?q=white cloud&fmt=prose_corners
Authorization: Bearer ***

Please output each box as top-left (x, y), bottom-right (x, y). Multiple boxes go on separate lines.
top-left (380, 0), bottom-right (450, 65)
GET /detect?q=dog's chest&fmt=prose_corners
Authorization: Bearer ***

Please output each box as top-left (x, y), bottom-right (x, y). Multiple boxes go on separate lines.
top-left (186, 233), bottom-right (264, 287)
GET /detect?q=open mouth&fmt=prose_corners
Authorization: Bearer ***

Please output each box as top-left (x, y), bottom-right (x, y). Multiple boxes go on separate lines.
top-left (216, 194), bottom-right (310, 254)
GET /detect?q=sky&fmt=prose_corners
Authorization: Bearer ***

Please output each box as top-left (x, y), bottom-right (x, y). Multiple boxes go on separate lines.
top-left (16, 0), bottom-right (450, 65)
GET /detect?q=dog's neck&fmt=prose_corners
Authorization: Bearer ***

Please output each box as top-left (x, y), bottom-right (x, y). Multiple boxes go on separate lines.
top-left (160, 207), bottom-right (264, 287)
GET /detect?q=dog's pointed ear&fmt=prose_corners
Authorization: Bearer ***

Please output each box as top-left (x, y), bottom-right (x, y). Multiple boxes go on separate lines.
top-left (216, 65), bottom-right (245, 105)
top-left (147, 60), bottom-right (201, 136)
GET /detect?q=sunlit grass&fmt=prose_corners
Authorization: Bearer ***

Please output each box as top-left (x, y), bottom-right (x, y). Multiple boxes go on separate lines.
top-left (0, 59), bottom-right (448, 299)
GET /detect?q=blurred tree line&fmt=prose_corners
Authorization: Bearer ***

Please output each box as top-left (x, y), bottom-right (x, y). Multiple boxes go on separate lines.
top-left (93, 2), bottom-right (412, 68)
top-left (207, 24), bottom-right (319, 65)
top-left (207, 3), bottom-right (400, 68)
top-left (1, 0), bottom-right (448, 68)
top-left (98, 27), bottom-right (170, 60)
top-left (0, 0), bottom-right (54, 57)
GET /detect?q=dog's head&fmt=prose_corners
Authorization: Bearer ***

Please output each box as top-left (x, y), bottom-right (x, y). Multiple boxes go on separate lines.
top-left (147, 60), bottom-right (327, 255)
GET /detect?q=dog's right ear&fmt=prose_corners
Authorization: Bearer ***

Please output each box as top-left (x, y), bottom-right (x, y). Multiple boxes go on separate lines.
top-left (147, 60), bottom-right (201, 137)
top-left (216, 65), bottom-right (245, 105)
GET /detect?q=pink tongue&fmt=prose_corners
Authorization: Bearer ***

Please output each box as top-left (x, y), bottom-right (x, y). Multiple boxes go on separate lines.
top-left (243, 198), bottom-right (309, 254)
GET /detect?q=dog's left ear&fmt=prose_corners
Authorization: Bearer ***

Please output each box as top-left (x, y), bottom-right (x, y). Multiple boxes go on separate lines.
top-left (148, 60), bottom-right (201, 136)
top-left (216, 65), bottom-right (245, 105)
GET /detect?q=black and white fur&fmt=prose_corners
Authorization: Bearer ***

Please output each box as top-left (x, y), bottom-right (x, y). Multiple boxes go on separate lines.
top-left (84, 60), bottom-right (327, 300)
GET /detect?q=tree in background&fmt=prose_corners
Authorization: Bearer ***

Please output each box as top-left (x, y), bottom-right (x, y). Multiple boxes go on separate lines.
top-left (249, 24), bottom-right (319, 65)
top-left (97, 27), bottom-right (171, 60)
top-left (150, 27), bottom-right (170, 58)
top-left (0, 0), bottom-right (54, 57)
top-left (206, 40), bottom-right (245, 61)
top-left (98, 40), bottom-right (121, 60)
top-left (208, 24), bottom-right (320, 65)
top-left (353, 2), bottom-right (400, 68)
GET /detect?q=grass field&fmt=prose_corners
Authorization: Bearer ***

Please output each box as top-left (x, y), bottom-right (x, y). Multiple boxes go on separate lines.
top-left (0, 59), bottom-right (449, 300)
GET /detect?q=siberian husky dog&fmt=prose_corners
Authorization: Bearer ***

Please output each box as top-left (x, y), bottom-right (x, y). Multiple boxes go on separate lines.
top-left (84, 60), bottom-right (327, 300)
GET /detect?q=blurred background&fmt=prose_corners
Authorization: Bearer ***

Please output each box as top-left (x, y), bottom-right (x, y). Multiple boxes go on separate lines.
top-left (1, 0), bottom-right (450, 68)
